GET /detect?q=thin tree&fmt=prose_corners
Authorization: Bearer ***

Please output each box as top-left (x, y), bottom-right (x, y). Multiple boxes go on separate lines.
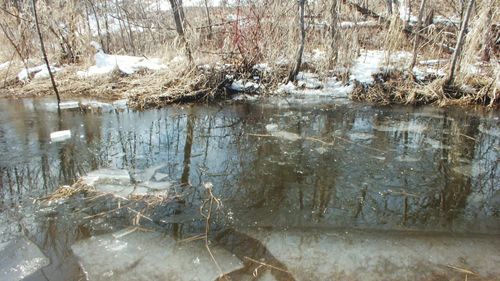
top-left (203, 0), bottom-right (213, 40)
top-left (168, 0), bottom-right (193, 65)
top-left (0, 21), bottom-right (30, 77)
top-left (444, 0), bottom-right (475, 86)
top-left (386, 0), bottom-right (393, 15)
top-left (329, 0), bottom-right (339, 68)
top-left (480, 8), bottom-right (493, 62)
top-left (409, 0), bottom-right (427, 70)
top-left (289, 0), bottom-right (306, 82)
top-left (32, 0), bottom-right (60, 103)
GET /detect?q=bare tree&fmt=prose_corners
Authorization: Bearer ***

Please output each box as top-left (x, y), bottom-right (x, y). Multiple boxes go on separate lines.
top-left (168, 0), bottom-right (193, 65)
top-left (203, 0), bottom-right (213, 40)
top-left (329, 0), bottom-right (339, 68)
top-left (481, 9), bottom-right (493, 62)
top-left (409, 0), bottom-right (427, 70)
top-left (32, 0), bottom-right (60, 103)
top-left (289, 0), bottom-right (306, 82)
top-left (445, 0), bottom-right (475, 86)
top-left (0, 20), bottom-right (30, 76)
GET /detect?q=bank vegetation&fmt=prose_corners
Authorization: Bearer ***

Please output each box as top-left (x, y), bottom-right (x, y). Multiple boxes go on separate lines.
top-left (0, 0), bottom-right (498, 108)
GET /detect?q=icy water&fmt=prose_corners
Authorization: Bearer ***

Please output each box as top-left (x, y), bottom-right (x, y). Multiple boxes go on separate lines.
top-left (0, 97), bottom-right (499, 281)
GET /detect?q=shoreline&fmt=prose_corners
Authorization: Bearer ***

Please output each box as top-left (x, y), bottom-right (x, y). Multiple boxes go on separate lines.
top-left (1, 62), bottom-right (498, 110)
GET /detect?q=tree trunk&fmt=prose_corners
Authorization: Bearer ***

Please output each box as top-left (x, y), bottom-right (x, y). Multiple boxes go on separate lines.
top-left (168, 0), bottom-right (193, 65)
top-left (86, 0), bottom-right (106, 53)
top-left (409, 0), bottom-right (427, 70)
top-left (481, 9), bottom-right (493, 62)
top-left (329, 0), bottom-right (339, 68)
top-left (204, 0), bottom-right (213, 40)
top-left (445, 0), bottom-right (475, 86)
top-left (386, 0), bottom-right (393, 15)
top-left (289, 0), bottom-right (306, 82)
top-left (32, 0), bottom-right (60, 104)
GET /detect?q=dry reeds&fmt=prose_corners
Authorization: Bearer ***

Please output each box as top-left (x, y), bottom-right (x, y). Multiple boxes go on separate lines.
top-left (0, 0), bottom-right (497, 107)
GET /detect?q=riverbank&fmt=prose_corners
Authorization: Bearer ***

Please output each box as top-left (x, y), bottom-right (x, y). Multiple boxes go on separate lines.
top-left (1, 50), bottom-right (497, 109)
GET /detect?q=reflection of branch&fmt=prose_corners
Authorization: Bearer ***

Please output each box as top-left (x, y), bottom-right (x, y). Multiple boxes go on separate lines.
top-left (248, 133), bottom-right (386, 153)
top-left (445, 264), bottom-right (477, 275)
top-left (244, 256), bottom-right (291, 274)
top-left (199, 182), bottom-right (228, 281)
top-left (459, 133), bottom-right (476, 141)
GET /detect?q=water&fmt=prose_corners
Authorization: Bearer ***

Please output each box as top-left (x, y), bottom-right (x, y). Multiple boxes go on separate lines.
top-left (0, 97), bottom-right (499, 280)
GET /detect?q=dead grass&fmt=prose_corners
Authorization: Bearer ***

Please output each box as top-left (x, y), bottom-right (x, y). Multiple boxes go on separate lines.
top-left (351, 70), bottom-right (499, 107)
top-left (0, 0), bottom-right (497, 108)
top-left (128, 66), bottom-right (235, 109)
top-left (1, 66), bottom-right (171, 101)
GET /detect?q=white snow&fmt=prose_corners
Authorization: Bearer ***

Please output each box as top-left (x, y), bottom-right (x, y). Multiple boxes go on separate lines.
top-left (229, 80), bottom-right (260, 92)
top-left (170, 55), bottom-right (187, 65)
top-left (277, 50), bottom-right (413, 98)
top-left (147, 0), bottom-right (230, 11)
top-left (350, 50), bottom-right (411, 84)
top-left (18, 64), bottom-right (62, 81)
top-left (253, 63), bottom-right (271, 72)
top-left (419, 59), bottom-right (447, 66)
top-left (398, 1), bottom-right (418, 23)
top-left (350, 52), bottom-right (384, 85)
top-left (277, 82), bottom-right (297, 94)
top-left (58, 101), bottom-right (80, 110)
top-left (296, 72), bottom-right (323, 89)
top-left (265, 123), bottom-right (279, 132)
top-left (433, 16), bottom-right (461, 26)
top-left (0, 61), bottom-right (11, 70)
top-left (232, 94), bottom-right (259, 101)
top-left (78, 45), bottom-right (166, 77)
top-left (412, 66), bottom-right (446, 80)
top-left (339, 21), bottom-right (380, 29)
top-left (50, 130), bottom-right (71, 142)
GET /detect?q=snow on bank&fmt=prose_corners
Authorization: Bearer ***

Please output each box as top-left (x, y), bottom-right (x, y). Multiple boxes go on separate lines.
top-left (0, 61), bottom-right (11, 70)
top-left (78, 44), bottom-right (166, 77)
top-left (18, 64), bottom-right (63, 81)
top-left (412, 66), bottom-right (446, 81)
top-left (229, 80), bottom-right (260, 92)
top-left (277, 50), bottom-right (424, 98)
top-left (351, 50), bottom-right (411, 84)
top-left (277, 76), bottom-right (353, 98)
top-left (339, 21), bottom-right (380, 29)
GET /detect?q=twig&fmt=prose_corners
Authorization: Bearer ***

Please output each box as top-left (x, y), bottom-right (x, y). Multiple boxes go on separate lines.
top-left (446, 264), bottom-right (477, 275)
top-left (177, 234), bottom-right (206, 243)
top-left (248, 133), bottom-right (385, 153)
top-left (243, 256), bottom-right (291, 274)
top-left (200, 182), bottom-right (227, 280)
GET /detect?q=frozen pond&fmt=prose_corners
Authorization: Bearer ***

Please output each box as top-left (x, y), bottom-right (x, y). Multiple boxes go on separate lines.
top-left (0, 97), bottom-right (499, 280)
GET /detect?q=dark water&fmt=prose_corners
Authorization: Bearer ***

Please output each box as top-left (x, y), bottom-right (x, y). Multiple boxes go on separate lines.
top-left (0, 97), bottom-right (499, 280)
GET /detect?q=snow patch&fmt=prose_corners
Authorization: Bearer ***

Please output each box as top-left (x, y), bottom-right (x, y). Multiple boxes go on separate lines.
top-left (50, 130), bottom-right (71, 142)
top-left (18, 64), bottom-right (62, 81)
top-left (0, 61), bottom-right (11, 70)
top-left (229, 80), bottom-right (260, 92)
top-left (253, 63), bottom-right (271, 73)
top-left (350, 50), bottom-right (411, 85)
top-left (339, 21), bottom-right (380, 28)
top-left (78, 50), bottom-right (166, 77)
